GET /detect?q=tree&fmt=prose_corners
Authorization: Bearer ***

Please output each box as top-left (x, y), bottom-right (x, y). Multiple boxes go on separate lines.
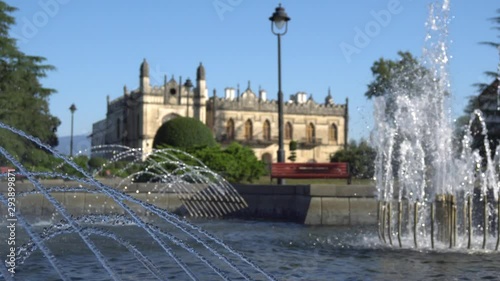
top-left (453, 90), bottom-right (483, 154)
top-left (152, 117), bottom-right (216, 149)
top-left (330, 139), bottom-right (376, 179)
top-left (365, 51), bottom-right (433, 178)
top-left (455, 9), bottom-right (500, 154)
top-left (474, 8), bottom-right (500, 92)
top-left (0, 1), bottom-right (60, 168)
top-left (365, 51), bottom-right (427, 99)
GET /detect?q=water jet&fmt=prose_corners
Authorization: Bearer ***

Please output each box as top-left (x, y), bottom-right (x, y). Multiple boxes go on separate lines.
top-left (374, 0), bottom-right (500, 251)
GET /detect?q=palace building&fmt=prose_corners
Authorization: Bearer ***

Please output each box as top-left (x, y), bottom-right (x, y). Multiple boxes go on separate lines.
top-left (91, 60), bottom-right (349, 164)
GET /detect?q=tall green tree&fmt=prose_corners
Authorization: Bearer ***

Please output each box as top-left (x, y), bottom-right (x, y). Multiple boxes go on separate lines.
top-left (365, 51), bottom-right (432, 178)
top-left (365, 51), bottom-right (427, 99)
top-left (455, 8), bottom-right (500, 154)
top-left (474, 8), bottom-right (500, 92)
top-left (0, 1), bottom-right (60, 167)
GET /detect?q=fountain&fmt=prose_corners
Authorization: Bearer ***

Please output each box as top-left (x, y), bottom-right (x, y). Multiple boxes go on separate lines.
top-left (77, 144), bottom-right (248, 218)
top-left (0, 122), bottom-right (274, 280)
top-left (373, 0), bottom-right (500, 250)
top-left (3, 0), bottom-right (500, 279)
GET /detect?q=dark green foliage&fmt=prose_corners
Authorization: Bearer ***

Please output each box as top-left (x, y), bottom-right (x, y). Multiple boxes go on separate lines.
top-left (103, 160), bottom-right (143, 178)
top-left (365, 51), bottom-right (432, 127)
top-left (453, 94), bottom-right (483, 155)
top-left (456, 9), bottom-right (500, 155)
top-left (475, 8), bottom-right (500, 90)
top-left (72, 155), bottom-right (89, 171)
top-left (365, 51), bottom-right (435, 177)
top-left (217, 142), bottom-right (266, 183)
top-left (88, 157), bottom-right (107, 170)
top-left (0, 1), bottom-right (60, 168)
top-left (153, 117), bottom-right (216, 149)
top-left (365, 51), bottom-right (428, 99)
top-left (188, 142), bottom-right (266, 183)
top-left (148, 142), bottom-right (267, 183)
top-left (57, 155), bottom-right (89, 176)
top-left (330, 139), bottom-right (376, 179)
top-left (287, 140), bottom-right (297, 162)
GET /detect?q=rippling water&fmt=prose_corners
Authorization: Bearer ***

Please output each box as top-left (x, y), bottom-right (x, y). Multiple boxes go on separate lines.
top-left (2, 219), bottom-right (500, 280)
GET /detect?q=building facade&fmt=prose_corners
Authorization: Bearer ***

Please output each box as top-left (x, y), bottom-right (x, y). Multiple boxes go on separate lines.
top-left (91, 60), bottom-right (349, 163)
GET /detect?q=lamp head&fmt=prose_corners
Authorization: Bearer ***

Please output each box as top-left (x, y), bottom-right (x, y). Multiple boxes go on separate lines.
top-left (269, 4), bottom-right (290, 33)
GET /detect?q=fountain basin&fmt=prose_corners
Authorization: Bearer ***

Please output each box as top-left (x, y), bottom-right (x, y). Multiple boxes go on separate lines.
top-left (1, 219), bottom-right (499, 281)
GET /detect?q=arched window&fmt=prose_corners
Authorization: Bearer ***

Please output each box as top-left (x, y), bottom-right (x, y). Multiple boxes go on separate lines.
top-left (263, 120), bottom-right (271, 141)
top-left (285, 122), bottom-right (293, 140)
top-left (226, 119), bottom-right (235, 141)
top-left (306, 123), bottom-right (315, 143)
top-left (330, 123), bottom-right (338, 144)
top-left (245, 119), bottom-right (253, 140)
top-left (116, 118), bottom-right (121, 140)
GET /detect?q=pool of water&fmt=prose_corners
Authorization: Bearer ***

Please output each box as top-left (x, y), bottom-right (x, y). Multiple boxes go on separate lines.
top-left (2, 219), bottom-right (500, 281)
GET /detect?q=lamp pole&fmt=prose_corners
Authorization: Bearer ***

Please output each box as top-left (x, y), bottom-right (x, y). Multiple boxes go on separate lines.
top-left (269, 4), bottom-right (290, 185)
top-left (184, 78), bottom-right (193, 117)
top-left (69, 103), bottom-right (77, 157)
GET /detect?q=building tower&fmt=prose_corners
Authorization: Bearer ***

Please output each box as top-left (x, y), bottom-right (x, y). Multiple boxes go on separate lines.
top-left (194, 62), bottom-right (207, 123)
top-left (140, 59), bottom-right (151, 93)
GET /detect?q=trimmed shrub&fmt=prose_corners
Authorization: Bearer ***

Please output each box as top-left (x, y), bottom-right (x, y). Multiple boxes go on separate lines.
top-left (153, 117), bottom-right (216, 149)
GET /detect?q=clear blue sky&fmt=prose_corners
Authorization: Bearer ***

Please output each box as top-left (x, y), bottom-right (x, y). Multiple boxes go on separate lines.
top-left (4, 0), bottom-right (499, 141)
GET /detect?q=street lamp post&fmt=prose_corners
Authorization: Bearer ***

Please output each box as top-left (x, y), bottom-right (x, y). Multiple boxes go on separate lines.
top-left (184, 78), bottom-right (193, 117)
top-left (269, 4), bottom-right (290, 185)
top-left (69, 103), bottom-right (77, 157)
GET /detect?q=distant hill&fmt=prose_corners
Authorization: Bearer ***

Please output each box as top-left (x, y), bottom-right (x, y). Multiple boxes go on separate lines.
top-left (55, 134), bottom-right (91, 156)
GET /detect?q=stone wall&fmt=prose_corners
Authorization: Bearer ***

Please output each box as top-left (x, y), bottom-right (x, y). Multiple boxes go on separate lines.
top-left (232, 184), bottom-right (377, 225)
top-left (2, 180), bottom-right (377, 226)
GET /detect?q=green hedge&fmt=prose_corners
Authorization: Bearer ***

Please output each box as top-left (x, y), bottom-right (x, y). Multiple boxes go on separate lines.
top-left (153, 117), bottom-right (216, 149)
